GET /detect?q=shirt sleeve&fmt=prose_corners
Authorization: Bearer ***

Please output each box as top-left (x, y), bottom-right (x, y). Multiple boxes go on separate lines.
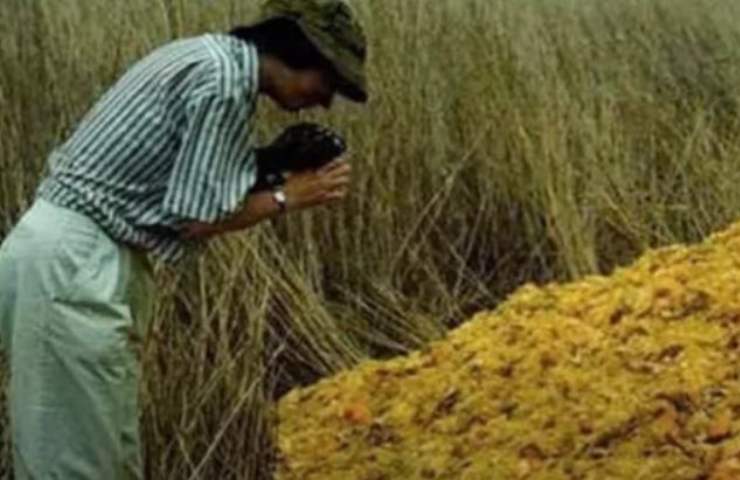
top-left (162, 91), bottom-right (257, 225)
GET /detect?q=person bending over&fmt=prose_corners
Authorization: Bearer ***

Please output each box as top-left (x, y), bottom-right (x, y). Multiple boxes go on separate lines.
top-left (0, 0), bottom-right (368, 478)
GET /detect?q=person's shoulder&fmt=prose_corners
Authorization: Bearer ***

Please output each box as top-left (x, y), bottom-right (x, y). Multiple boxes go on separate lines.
top-left (195, 34), bottom-right (258, 101)
top-left (150, 33), bottom-right (255, 104)
top-left (148, 33), bottom-right (212, 59)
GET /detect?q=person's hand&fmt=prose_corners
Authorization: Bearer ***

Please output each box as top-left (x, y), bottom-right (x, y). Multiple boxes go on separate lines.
top-left (282, 158), bottom-right (351, 211)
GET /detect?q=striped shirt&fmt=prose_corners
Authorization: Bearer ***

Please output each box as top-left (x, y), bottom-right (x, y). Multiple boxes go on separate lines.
top-left (35, 33), bottom-right (259, 266)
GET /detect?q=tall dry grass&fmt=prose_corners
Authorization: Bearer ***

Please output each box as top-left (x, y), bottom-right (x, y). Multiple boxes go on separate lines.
top-left (2, 0), bottom-right (740, 477)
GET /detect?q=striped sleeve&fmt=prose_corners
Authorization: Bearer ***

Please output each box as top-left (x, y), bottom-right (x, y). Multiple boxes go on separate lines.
top-left (162, 90), bottom-right (257, 225)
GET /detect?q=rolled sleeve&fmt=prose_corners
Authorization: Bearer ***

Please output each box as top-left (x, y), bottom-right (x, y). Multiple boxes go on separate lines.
top-left (163, 92), bottom-right (257, 225)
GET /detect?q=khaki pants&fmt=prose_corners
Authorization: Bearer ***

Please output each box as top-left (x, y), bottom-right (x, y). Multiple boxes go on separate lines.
top-left (0, 199), bottom-right (154, 479)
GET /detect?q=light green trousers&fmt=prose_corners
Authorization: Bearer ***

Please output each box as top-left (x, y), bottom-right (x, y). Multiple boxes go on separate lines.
top-left (0, 198), bottom-right (154, 479)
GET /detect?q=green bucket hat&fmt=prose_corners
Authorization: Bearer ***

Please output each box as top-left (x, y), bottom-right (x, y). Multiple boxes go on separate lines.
top-left (258, 0), bottom-right (368, 103)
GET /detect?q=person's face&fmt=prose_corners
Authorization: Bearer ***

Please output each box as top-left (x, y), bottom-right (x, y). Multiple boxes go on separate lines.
top-left (274, 67), bottom-right (337, 112)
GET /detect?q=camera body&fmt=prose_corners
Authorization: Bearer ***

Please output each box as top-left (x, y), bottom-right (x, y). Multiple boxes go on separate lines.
top-left (253, 122), bottom-right (347, 191)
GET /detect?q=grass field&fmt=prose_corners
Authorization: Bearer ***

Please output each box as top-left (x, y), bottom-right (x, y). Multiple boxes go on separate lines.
top-left (2, 0), bottom-right (740, 477)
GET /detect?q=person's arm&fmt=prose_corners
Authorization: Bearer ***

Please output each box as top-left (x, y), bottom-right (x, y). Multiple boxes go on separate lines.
top-left (162, 89), bottom-right (259, 227)
top-left (180, 158), bottom-right (351, 240)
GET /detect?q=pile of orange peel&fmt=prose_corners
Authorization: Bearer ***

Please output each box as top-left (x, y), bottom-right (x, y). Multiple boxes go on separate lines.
top-left (276, 222), bottom-right (740, 480)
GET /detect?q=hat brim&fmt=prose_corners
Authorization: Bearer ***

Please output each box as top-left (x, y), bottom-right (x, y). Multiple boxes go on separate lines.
top-left (335, 75), bottom-right (368, 103)
top-left (295, 22), bottom-right (368, 103)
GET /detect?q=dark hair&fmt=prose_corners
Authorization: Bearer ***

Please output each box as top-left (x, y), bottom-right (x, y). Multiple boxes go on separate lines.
top-left (229, 18), bottom-right (335, 73)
